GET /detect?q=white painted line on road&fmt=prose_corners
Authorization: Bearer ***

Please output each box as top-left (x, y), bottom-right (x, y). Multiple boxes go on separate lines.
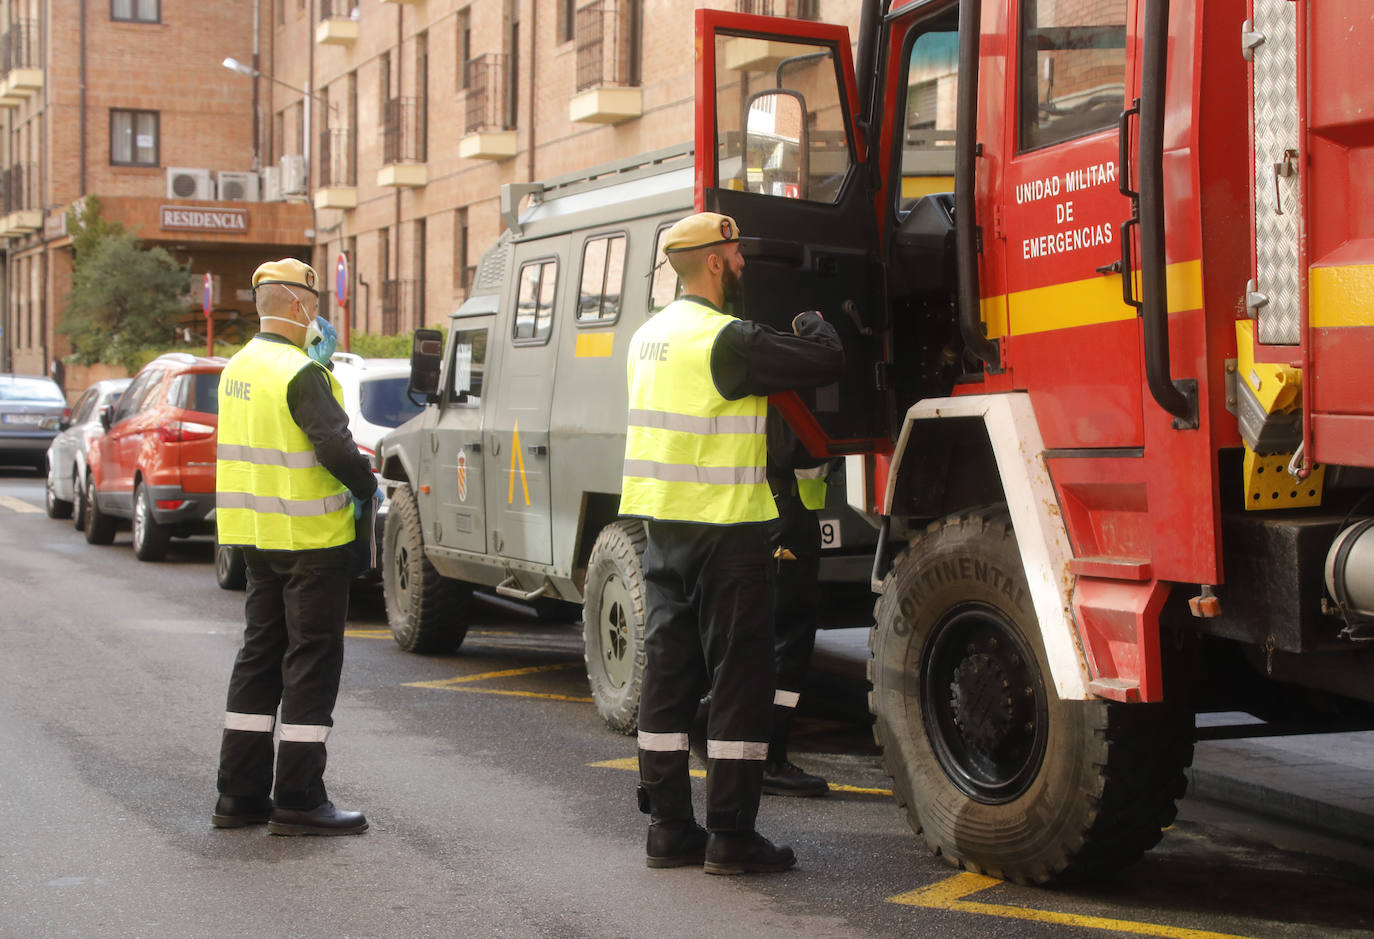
top-left (0, 495), bottom-right (40, 514)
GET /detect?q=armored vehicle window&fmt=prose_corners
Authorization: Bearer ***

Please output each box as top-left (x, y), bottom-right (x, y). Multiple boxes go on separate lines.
top-left (513, 259), bottom-right (557, 343)
top-left (648, 224), bottom-right (681, 316)
top-left (446, 326), bottom-right (488, 407)
top-left (577, 234), bottom-right (627, 325)
top-left (896, 6), bottom-right (959, 213)
top-left (1018, 0), bottom-right (1128, 152)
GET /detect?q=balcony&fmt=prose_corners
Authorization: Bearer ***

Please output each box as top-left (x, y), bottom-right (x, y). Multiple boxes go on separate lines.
top-left (459, 54), bottom-right (516, 161)
top-left (380, 279), bottom-right (417, 335)
top-left (0, 162), bottom-right (41, 237)
top-left (379, 97), bottom-right (427, 188)
top-left (316, 0), bottom-right (358, 46)
top-left (569, 1), bottom-right (641, 125)
top-left (1, 20), bottom-right (41, 101)
top-left (315, 128), bottom-right (358, 210)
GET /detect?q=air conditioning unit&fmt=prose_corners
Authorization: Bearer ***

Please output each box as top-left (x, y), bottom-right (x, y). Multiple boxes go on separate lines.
top-left (166, 167), bottom-right (214, 200)
top-left (262, 166), bottom-right (282, 202)
top-left (279, 154), bottom-right (307, 196)
top-left (217, 170), bottom-right (260, 202)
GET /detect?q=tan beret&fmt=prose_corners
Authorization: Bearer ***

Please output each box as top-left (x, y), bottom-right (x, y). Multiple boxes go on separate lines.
top-left (662, 212), bottom-right (741, 255)
top-left (253, 258), bottom-right (318, 295)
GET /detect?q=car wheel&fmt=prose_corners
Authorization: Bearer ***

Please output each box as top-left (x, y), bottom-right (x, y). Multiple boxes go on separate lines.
top-left (83, 474), bottom-right (118, 545)
top-left (132, 481), bottom-right (171, 561)
top-left (45, 462), bottom-right (73, 520)
top-left (383, 483), bottom-right (471, 653)
top-left (73, 469), bottom-right (89, 532)
top-left (582, 520), bottom-right (648, 736)
top-left (215, 541), bottom-right (247, 591)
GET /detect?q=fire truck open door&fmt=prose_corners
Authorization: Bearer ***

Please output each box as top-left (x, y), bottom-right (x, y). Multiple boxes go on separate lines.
top-left (694, 9), bottom-right (888, 457)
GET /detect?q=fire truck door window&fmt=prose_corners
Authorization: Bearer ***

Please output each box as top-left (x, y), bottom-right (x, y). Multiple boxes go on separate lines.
top-left (1018, 0), bottom-right (1128, 152)
top-left (512, 259), bottom-right (557, 344)
top-left (576, 234), bottom-right (627, 325)
top-left (445, 326), bottom-right (487, 408)
top-left (896, 8), bottom-right (959, 212)
top-left (648, 224), bottom-right (682, 316)
top-left (713, 35), bottom-right (852, 204)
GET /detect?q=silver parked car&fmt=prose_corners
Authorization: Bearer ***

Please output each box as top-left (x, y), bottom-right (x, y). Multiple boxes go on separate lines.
top-left (0, 374), bottom-right (69, 474)
top-left (44, 377), bottom-right (132, 524)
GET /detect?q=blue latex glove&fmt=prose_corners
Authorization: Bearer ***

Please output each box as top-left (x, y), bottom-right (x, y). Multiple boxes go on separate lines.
top-left (354, 489), bottom-right (381, 519)
top-left (306, 316), bottom-right (338, 366)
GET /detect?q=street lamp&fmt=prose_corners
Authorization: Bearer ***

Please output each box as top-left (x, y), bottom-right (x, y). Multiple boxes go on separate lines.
top-left (221, 57), bottom-right (337, 113)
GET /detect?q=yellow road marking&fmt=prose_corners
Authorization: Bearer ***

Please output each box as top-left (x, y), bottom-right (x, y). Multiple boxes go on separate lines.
top-left (345, 627), bottom-right (524, 640)
top-left (889, 873), bottom-right (1254, 939)
top-left (0, 494), bottom-right (40, 514)
top-left (405, 662), bottom-right (580, 688)
top-left (446, 686), bottom-right (593, 703)
top-left (589, 756), bottom-right (890, 794)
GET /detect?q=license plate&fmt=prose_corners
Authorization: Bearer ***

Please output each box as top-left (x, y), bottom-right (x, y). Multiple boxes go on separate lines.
top-left (2, 413), bottom-right (44, 425)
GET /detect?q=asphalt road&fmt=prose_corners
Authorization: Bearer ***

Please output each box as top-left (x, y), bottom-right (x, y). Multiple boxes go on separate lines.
top-left (3, 467), bottom-right (1374, 938)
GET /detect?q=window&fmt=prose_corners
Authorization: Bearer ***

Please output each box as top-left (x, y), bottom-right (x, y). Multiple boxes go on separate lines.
top-left (361, 376), bottom-right (426, 426)
top-left (416, 31), bottom-right (429, 160)
top-left (457, 9), bottom-right (472, 90)
top-left (558, 0), bottom-right (576, 43)
top-left (649, 225), bottom-right (681, 315)
top-left (896, 5), bottom-right (958, 211)
top-left (446, 326), bottom-right (488, 407)
top-left (172, 372), bottom-right (222, 415)
top-left (112, 0), bottom-right (158, 22)
top-left (112, 370), bottom-right (161, 423)
top-left (513, 259), bottom-right (557, 343)
top-left (71, 388), bottom-right (98, 425)
top-left (414, 218), bottom-right (427, 324)
top-left (1018, 0), bottom-right (1128, 151)
top-left (455, 207), bottom-right (470, 292)
top-left (576, 234), bottom-right (626, 324)
top-left (110, 109), bottom-right (158, 166)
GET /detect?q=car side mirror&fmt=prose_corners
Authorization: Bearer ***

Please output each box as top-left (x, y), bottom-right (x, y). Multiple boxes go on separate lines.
top-left (59, 408), bottom-right (72, 431)
top-left (408, 328), bottom-right (443, 405)
top-left (99, 404), bottom-right (113, 433)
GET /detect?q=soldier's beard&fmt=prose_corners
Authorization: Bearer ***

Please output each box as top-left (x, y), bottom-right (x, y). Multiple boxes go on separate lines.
top-left (721, 266), bottom-right (743, 306)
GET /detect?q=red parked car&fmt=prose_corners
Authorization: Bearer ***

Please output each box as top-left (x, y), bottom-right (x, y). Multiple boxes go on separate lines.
top-left (84, 352), bottom-right (227, 561)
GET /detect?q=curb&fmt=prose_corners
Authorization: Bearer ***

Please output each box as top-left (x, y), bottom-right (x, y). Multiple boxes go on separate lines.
top-left (1185, 765), bottom-right (1374, 847)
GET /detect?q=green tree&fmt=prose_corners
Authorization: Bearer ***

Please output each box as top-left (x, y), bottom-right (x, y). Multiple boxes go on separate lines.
top-left (60, 199), bottom-right (191, 371)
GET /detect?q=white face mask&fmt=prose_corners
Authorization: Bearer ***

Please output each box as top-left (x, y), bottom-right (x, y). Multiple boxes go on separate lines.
top-left (261, 285), bottom-right (323, 348)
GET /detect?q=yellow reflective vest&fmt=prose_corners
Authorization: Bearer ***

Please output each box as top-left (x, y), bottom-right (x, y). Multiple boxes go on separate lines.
top-left (216, 337), bottom-right (355, 551)
top-left (620, 298), bottom-right (776, 525)
top-left (795, 463), bottom-right (830, 511)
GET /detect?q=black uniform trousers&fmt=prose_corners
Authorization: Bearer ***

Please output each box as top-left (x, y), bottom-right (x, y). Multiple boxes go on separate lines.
top-left (768, 488), bottom-right (822, 764)
top-left (637, 519), bottom-right (775, 833)
top-left (217, 543), bottom-right (354, 810)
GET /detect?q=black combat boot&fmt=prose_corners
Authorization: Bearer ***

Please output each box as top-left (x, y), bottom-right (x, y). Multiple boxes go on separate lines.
top-left (267, 801), bottom-right (368, 836)
top-left (703, 831), bottom-right (797, 875)
top-left (762, 759), bottom-right (829, 797)
top-left (211, 794), bottom-right (273, 828)
top-left (646, 819), bottom-right (708, 868)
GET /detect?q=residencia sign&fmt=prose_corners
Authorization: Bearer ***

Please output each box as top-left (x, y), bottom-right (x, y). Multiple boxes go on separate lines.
top-left (160, 206), bottom-right (249, 233)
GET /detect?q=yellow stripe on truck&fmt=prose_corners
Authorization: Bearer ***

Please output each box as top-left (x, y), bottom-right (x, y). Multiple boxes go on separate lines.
top-left (1310, 263), bottom-right (1374, 328)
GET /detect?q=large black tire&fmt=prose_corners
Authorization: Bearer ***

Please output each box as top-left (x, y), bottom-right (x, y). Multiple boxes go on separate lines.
top-left (45, 461), bottom-right (73, 520)
top-left (83, 474), bottom-right (118, 545)
top-left (216, 542), bottom-right (247, 591)
top-left (72, 467), bottom-right (89, 531)
top-left (383, 483), bottom-right (471, 653)
top-left (132, 481), bottom-right (170, 561)
top-left (870, 508), bottom-right (1193, 886)
top-left (582, 520), bottom-right (647, 735)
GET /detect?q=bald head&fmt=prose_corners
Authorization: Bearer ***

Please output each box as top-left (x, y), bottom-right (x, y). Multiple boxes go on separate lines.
top-left (255, 283), bottom-right (297, 320)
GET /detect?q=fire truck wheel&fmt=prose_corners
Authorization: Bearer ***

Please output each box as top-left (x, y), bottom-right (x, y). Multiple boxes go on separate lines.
top-left (384, 483), bottom-right (472, 654)
top-left (582, 520), bottom-right (648, 735)
top-left (870, 508), bottom-right (1192, 886)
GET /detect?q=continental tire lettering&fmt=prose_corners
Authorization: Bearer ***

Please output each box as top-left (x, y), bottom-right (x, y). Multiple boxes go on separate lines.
top-left (898, 556), bottom-right (1029, 621)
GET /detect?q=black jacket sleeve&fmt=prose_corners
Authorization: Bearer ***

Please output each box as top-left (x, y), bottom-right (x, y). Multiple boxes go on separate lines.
top-left (285, 364), bottom-right (379, 500)
top-left (709, 311), bottom-right (845, 400)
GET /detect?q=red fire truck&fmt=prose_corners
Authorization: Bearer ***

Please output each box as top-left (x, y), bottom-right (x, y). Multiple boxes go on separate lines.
top-left (696, 0), bottom-right (1374, 884)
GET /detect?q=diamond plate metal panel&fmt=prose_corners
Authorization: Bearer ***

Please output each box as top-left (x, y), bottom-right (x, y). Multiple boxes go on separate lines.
top-left (1252, 0), bottom-right (1301, 345)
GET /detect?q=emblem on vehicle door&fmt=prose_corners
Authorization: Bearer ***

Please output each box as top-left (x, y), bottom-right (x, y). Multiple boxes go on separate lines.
top-left (457, 449), bottom-right (468, 502)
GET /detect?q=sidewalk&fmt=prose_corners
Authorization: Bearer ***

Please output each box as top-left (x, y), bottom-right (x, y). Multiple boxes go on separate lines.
top-left (812, 627), bottom-right (1374, 847)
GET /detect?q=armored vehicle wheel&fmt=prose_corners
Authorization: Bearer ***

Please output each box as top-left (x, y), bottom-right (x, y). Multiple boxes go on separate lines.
top-left (384, 483), bottom-right (472, 653)
top-left (45, 463), bottom-right (73, 520)
top-left (870, 508), bottom-right (1192, 886)
top-left (83, 473), bottom-right (118, 545)
top-left (73, 469), bottom-right (89, 531)
top-left (582, 520), bottom-right (648, 735)
top-left (132, 481), bottom-right (170, 561)
top-left (216, 541), bottom-right (247, 591)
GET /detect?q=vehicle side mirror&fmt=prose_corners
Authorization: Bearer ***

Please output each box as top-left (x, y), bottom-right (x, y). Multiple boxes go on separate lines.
top-left (408, 328), bottom-right (443, 404)
top-left (99, 404), bottom-right (113, 433)
top-left (742, 89), bottom-right (809, 200)
top-left (59, 408), bottom-right (72, 431)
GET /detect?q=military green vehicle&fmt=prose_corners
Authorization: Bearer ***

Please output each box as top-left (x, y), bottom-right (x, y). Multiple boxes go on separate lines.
top-left (376, 144), bottom-right (875, 733)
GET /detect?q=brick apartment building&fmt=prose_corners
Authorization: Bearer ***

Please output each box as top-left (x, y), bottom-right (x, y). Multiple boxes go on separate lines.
top-left (1, 0), bottom-right (857, 385)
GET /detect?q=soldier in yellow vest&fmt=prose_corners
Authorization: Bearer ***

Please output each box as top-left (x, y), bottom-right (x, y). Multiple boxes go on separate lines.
top-left (211, 259), bottom-right (378, 836)
top-left (622, 212), bottom-right (844, 874)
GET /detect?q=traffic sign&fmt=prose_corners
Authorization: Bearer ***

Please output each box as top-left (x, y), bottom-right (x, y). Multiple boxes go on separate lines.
top-left (336, 253), bottom-right (349, 305)
top-left (202, 273), bottom-right (213, 318)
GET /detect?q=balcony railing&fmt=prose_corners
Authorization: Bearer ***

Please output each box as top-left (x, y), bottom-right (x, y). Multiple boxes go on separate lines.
top-left (380, 279), bottom-right (417, 335)
top-left (318, 0), bottom-right (354, 21)
top-left (576, 1), bottom-right (634, 92)
top-left (1, 162), bottom-right (38, 214)
top-left (382, 97), bottom-right (425, 165)
top-left (734, 0), bottom-right (819, 18)
top-left (464, 54), bottom-right (512, 134)
top-left (1, 19), bottom-right (38, 74)
top-left (318, 128), bottom-right (356, 188)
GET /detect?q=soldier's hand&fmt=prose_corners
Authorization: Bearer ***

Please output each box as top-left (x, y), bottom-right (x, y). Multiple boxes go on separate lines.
top-left (792, 310), bottom-right (823, 333)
